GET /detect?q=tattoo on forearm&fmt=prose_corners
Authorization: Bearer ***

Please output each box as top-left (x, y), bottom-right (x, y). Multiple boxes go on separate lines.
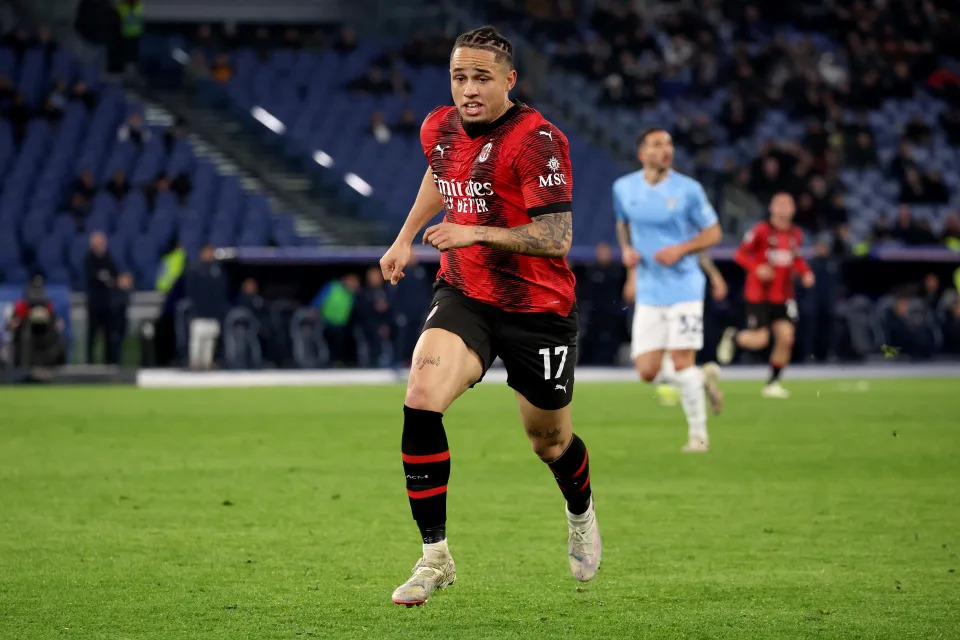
top-left (616, 220), bottom-right (631, 249)
top-left (697, 251), bottom-right (720, 278)
top-left (415, 354), bottom-right (440, 370)
top-left (525, 427), bottom-right (562, 439)
top-left (477, 212), bottom-right (572, 257)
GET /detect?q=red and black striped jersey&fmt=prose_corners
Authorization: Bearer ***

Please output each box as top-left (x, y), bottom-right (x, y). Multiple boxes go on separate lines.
top-left (734, 221), bottom-right (812, 304)
top-left (420, 102), bottom-right (576, 315)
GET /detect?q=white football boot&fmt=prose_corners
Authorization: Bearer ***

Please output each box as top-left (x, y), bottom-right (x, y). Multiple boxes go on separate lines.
top-left (682, 437), bottom-right (709, 453)
top-left (701, 362), bottom-right (724, 416)
top-left (761, 381), bottom-right (790, 399)
top-left (391, 549), bottom-right (456, 607)
top-left (567, 497), bottom-right (601, 582)
top-left (716, 327), bottom-right (738, 365)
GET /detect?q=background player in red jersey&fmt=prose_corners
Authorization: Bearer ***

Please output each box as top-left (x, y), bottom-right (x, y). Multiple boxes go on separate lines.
top-left (378, 26), bottom-right (600, 607)
top-left (716, 192), bottom-right (816, 398)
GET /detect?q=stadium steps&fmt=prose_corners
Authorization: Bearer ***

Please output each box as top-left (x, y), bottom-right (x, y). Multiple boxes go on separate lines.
top-left (131, 84), bottom-right (391, 245)
top-left (130, 93), bottom-right (325, 234)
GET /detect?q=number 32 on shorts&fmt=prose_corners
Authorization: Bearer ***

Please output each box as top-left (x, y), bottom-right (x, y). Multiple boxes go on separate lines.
top-left (677, 313), bottom-right (703, 336)
top-left (538, 346), bottom-right (568, 380)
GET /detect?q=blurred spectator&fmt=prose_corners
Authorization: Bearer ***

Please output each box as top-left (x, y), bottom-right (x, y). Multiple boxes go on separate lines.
top-left (903, 117), bottom-right (932, 146)
top-left (891, 205), bottom-right (937, 245)
top-left (71, 80), bottom-right (98, 111)
top-left (116, 0), bottom-right (144, 71)
top-left (346, 67), bottom-right (391, 95)
top-left (578, 242), bottom-right (625, 365)
top-left (117, 111), bottom-right (150, 148)
top-left (885, 295), bottom-right (933, 360)
top-left (236, 278), bottom-right (267, 321)
top-left (942, 212), bottom-right (960, 248)
top-left (845, 131), bottom-right (879, 169)
top-left (390, 69), bottom-right (412, 97)
top-left (354, 267), bottom-right (395, 367)
top-left (941, 107), bottom-right (960, 145)
top-left (7, 275), bottom-right (66, 369)
top-left (106, 169), bottom-right (130, 201)
top-left (143, 172), bottom-right (171, 211)
top-left (311, 273), bottom-right (360, 365)
top-left (922, 273), bottom-right (941, 312)
top-left (3, 92), bottom-right (31, 144)
top-left (924, 171), bottom-right (950, 204)
top-left (888, 140), bottom-right (915, 182)
top-left (943, 297), bottom-right (960, 353)
top-left (369, 111), bottom-right (391, 144)
top-left (210, 54), bottom-right (233, 84)
top-left (185, 245), bottom-right (229, 370)
top-left (84, 232), bottom-right (119, 364)
top-left (164, 117), bottom-right (187, 153)
top-left (899, 167), bottom-right (930, 204)
top-left (108, 272), bottom-right (134, 365)
top-left (393, 108), bottom-right (419, 138)
top-left (334, 26), bottom-right (358, 54)
top-left (0, 74), bottom-right (13, 103)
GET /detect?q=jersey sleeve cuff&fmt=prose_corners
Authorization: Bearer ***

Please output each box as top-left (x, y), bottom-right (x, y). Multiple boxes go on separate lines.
top-left (527, 201), bottom-right (572, 217)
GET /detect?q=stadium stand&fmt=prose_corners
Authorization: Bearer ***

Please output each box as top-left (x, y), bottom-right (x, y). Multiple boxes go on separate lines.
top-left (0, 27), bottom-right (308, 290)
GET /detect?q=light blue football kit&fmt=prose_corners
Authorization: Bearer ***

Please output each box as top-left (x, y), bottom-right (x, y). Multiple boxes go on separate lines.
top-left (613, 169), bottom-right (718, 355)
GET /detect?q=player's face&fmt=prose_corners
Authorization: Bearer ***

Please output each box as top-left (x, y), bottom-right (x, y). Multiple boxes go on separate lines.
top-left (450, 47), bottom-right (516, 124)
top-left (769, 193), bottom-right (796, 230)
top-left (639, 131), bottom-right (674, 171)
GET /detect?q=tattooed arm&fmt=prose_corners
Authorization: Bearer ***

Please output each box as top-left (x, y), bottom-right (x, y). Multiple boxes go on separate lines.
top-left (423, 212), bottom-right (572, 257)
top-left (616, 219), bottom-right (631, 253)
top-left (698, 250), bottom-right (728, 301)
top-left (474, 211), bottom-right (573, 258)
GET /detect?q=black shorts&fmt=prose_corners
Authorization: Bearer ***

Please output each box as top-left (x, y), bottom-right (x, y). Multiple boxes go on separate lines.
top-left (421, 281), bottom-right (579, 410)
top-left (745, 300), bottom-right (799, 329)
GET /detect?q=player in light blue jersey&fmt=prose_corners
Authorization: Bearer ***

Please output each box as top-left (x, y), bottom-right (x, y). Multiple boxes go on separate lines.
top-left (613, 128), bottom-right (725, 452)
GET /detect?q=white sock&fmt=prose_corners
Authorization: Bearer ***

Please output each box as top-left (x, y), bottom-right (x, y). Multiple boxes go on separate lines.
top-left (423, 539), bottom-right (449, 557)
top-left (653, 353), bottom-right (677, 386)
top-left (676, 366), bottom-right (708, 442)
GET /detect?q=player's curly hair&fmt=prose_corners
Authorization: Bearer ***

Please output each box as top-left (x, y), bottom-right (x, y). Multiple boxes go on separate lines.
top-left (452, 26), bottom-right (514, 69)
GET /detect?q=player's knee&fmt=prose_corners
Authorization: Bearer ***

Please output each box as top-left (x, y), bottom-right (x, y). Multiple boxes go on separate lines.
top-left (529, 431), bottom-right (571, 462)
top-left (404, 380), bottom-right (445, 413)
top-left (636, 361), bottom-right (659, 383)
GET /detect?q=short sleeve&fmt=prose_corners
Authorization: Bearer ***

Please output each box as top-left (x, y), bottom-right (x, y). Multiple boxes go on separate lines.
top-left (514, 124), bottom-right (573, 217)
top-left (419, 106), bottom-right (445, 160)
top-left (688, 182), bottom-right (718, 230)
top-left (612, 183), bottom-right (627, 222)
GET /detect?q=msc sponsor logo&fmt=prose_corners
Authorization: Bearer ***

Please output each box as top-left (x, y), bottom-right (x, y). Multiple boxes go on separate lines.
top-left (538, 155), bottom-right (567, 188)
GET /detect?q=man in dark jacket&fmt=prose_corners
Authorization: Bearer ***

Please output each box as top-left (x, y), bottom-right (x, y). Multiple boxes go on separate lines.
top-left (84, 232), bottom-right (119, 364)
top-left (185, 245), bottom-right (229, 369)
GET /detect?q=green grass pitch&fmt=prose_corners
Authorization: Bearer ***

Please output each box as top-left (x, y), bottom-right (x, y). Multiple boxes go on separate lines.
top-left (1, 379), bottom-right (958, 639)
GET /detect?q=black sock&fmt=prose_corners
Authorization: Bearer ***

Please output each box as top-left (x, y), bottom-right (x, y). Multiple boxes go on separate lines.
top-left (402, 405), bottom-right (450, 544)
top-left (547, 434), bottom-right (592, 515)
top-left (768, 364), bottom-right (783, 384)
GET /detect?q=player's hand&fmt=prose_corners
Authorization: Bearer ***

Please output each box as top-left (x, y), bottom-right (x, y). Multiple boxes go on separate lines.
top-left (654, 245), bottom-right (684, 267)
top-left (379, 242), bottom-right (410, 285)
top-left (710, 276), bottom-right (728, 301)
top-left (802, 271), bottom-right (816, 288)
top-left (621, 247), bottom-right (641, 268)
top-left (755, 264), bottom-right (775, 282)
top-left (422, 222), bottom-right (478, 251)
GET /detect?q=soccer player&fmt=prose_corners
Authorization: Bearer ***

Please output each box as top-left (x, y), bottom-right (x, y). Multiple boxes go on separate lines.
top-left (379, 26), bottom-right (600, 607)
top-left (716, 192), bottom-right (815, 398)
top-left (613, 128), bottom-right (724, 453)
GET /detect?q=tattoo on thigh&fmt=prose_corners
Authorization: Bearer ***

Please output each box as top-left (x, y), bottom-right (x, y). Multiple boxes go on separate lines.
top-left (526, 427), bottom-right (562, 439)
top-left (415, 354), bottom-right (441, 370)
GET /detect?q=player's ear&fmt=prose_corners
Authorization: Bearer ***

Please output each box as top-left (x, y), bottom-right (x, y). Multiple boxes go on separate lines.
top-left (505, 68), bottom-right (517, 91)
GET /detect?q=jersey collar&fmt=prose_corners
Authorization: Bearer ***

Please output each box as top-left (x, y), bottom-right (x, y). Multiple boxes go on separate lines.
top-left (461, 101), bottom-right (523, 139)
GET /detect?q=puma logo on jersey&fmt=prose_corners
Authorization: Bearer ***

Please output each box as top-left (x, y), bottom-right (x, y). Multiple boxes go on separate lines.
top-left (539, 130), bottom-right (553, 140)
top-left (434, 144), bottom-right (449, 158)
top-left (555, 380), bottom-right (569, 392)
